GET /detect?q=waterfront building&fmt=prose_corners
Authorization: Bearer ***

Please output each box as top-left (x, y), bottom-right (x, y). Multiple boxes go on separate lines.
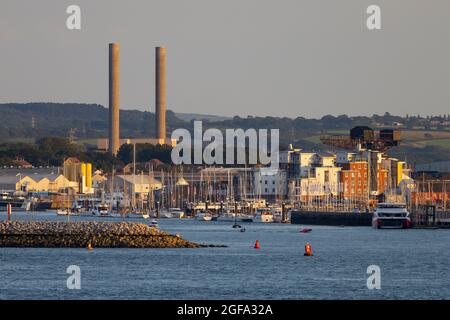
top-left (92, 170), bottom-right (107, 189)
top-left (115, 174), bottom-right (163, 195)
top-left (339, 160), bottom-right (388, 199)
top-left (253, 167), bottom-right (287, 200)
top-left (63, 158), bottom-right (94, 194)
top-left (0, 167), bottom-right (74, 192)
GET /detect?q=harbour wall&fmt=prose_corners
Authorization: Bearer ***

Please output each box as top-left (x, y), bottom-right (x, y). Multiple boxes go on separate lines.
top-left (291, 210), bottom-right (372, 226)
top-left (0, 221), bottom-right (199, 248)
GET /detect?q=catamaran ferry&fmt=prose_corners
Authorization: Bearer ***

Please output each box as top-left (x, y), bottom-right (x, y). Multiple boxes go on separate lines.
top-left (372, 203), bottom-right (412, 229)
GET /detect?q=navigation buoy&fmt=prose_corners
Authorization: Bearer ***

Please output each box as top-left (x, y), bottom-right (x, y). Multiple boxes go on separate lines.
top-left (254, 240), bottom-right (260, 249)
top-left (304, 242), bottom-right (313, 256)
top-left (7, 203), bottom-right (12, 221)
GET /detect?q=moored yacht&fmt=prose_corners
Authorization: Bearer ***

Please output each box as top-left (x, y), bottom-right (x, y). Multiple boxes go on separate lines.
top-left (56, 208), bottom-right (72, 216)
top-left (216, 212), bottom-right (236, 222)
top-left (149, 219), bottom-right (159, 228)
top-left (92, 204), bottom-right (111, 217)
top-left (238, 213), bottom-right (254, 222)
top-left (168, 208), bottom-right (185, 218)
top-left (372, 203), bottom-right (412, 229)
top-left (195, 211), bottom-right (213, 221)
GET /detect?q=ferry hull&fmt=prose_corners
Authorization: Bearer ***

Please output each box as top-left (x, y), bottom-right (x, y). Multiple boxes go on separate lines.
top-left (373, 218), bottom-right (412, 229)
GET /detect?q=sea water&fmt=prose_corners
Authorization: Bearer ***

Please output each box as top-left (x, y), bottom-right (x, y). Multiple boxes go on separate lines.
top-left (1, 211), bottom-right (449, 300)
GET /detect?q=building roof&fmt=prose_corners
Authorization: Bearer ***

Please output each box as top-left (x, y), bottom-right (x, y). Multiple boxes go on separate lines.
top-left (116, 175), bottom-right (162, 187)
top-left (64, 157), bottom-right (81, 165)
top-left (12, 158), bottom-right (33, 168)
top-left (175, 177), bottom-right (189, 186)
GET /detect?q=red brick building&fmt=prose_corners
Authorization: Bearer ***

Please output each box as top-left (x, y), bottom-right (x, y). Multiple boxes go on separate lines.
top-left (340, 161), bottom-right (388, 199)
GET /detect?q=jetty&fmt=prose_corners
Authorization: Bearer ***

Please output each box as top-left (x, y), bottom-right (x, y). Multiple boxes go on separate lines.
top-left (290, 210), bottom-right (372, 226)
top-left (0, 221), bottom-right (199, 248)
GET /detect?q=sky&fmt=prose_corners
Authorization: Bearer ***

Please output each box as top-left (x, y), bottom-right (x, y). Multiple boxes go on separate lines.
top-left (0, 0), bottom-right (449, 118)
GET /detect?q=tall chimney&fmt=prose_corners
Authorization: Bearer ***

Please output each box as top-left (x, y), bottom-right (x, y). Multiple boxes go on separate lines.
top-left (109, 43), bottom-right (120, 155)
top-left (155, 46), bottom-right (167, 141)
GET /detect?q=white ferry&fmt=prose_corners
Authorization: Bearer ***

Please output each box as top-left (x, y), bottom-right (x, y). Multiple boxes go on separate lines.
top-left (372, 203), bottom-right (412, 229)
top-left (255, 209), bottom-right (274, 223)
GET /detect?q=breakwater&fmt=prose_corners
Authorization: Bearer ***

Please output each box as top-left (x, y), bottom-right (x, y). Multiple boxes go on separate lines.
top-left (291, 210), bottom-right (372, 226)
top-left (0, 221), bottom-right (200, 248)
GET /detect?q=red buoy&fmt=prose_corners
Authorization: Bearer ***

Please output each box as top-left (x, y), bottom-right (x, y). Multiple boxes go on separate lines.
top-left (304, 242), bottom-right (313, 256)
top-left (7, 203), bottom-right (12, 221)
top-left (254, 240), bottom-right (260, 249)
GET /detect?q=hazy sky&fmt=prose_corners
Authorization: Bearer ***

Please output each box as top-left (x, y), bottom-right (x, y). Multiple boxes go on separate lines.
top-left (1, 0), bottom-right (449, 118)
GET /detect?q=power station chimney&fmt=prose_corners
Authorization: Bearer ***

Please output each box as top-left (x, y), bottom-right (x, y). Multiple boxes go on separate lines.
top-left (155, 46), bottom-right (167, 141)
top-left (109, 43), bottom-right (120, 155)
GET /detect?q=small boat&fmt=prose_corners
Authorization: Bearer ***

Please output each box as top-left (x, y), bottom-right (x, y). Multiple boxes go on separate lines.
top-left (201, 214), bottom-right (212, 221)
top-left (300, 228), bottom-right (312, 233)
top-left (238, 214), bottom-right (254, 222)
top-left (149, 219), bottom-right (158, 228)
top-left (142, 212), bottom-right (150, 219)
top-left (168, 208), bottom-right (185, 218)
top-left (216, 212), bottom-right (237, 222)
top-left (195, 211), bottom-right (213, 221)
top-left (254, 211), bottom-right (274, 223)
top-left (56, 208), bottom-right (71, 216)
top-left (159, 209), bottom-right (173, 219)
top-left (92, 204), bottom-right (111, 217)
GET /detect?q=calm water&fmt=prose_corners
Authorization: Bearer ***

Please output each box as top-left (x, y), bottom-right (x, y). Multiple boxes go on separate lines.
top-left (1, 211), bottom-right (449, 300)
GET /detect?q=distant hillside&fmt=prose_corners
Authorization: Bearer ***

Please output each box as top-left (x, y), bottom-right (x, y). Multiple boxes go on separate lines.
top-left (0, 103), bottom-right (186, 141)
top-left (1, 103), bottom-right (450, 165)
top-left (174, 112), bottom-right (230, 122)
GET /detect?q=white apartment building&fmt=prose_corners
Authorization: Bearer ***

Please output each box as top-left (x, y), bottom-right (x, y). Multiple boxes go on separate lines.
top-left (253, 167), bottom-right (287, 198)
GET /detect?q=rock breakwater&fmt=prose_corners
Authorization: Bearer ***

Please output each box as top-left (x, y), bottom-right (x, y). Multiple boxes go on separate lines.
top-left (0, 221), bottom-right (200, 248)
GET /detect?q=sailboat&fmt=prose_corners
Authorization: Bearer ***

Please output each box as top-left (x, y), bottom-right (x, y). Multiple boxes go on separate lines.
top-left (195, 210), bottom-right (212, 221)
top-left (56, 166), bottom-right (73, 216)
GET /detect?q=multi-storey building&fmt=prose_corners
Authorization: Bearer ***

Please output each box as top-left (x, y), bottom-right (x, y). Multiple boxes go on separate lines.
top-left (339, 161), bottom-right (388, 199)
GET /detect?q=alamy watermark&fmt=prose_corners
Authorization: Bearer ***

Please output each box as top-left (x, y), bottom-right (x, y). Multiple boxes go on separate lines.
top-left (367, 5), bottom-right (381, 30)
top-left (366, 265), bottom-right (381, 290)
top-left (66, 265), bottom-right (81, 290)
top-left (66, 5), bottom-right (81, 30)
top-left (171, 121), bottom-right (280, 169)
